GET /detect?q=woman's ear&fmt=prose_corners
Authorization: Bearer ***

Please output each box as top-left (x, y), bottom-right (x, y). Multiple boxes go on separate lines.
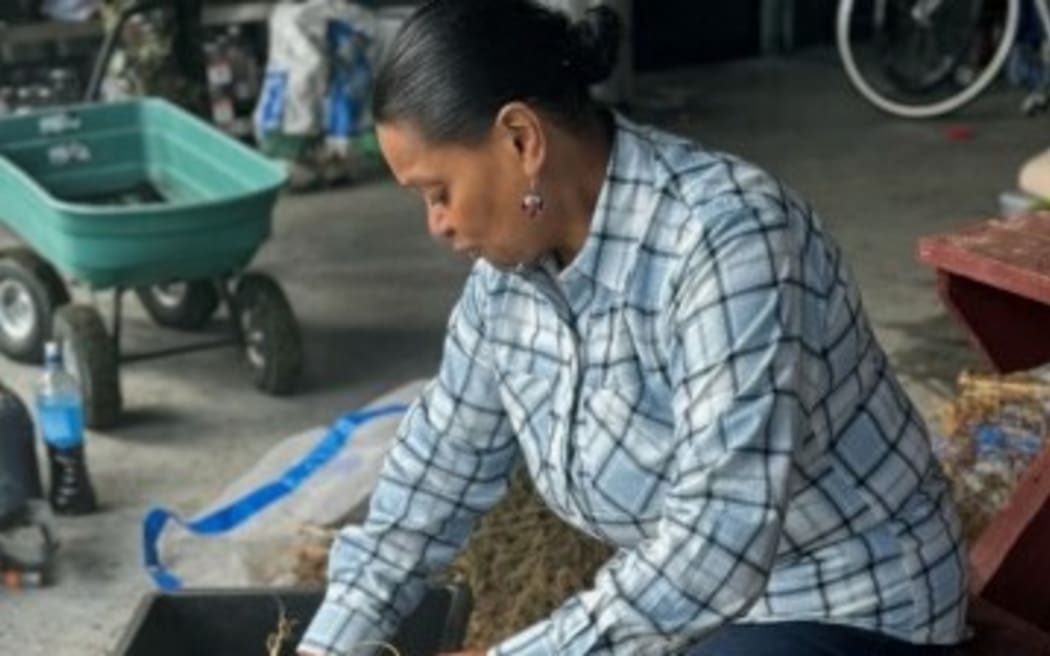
top-left (494, 102), bottom-right (546, 180)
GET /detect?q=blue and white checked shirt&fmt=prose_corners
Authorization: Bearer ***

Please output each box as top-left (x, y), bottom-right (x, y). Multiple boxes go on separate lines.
top-left (301, 114), bottom-right (967, 655)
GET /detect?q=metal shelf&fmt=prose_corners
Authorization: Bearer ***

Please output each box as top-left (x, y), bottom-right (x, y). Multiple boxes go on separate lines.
top-left (202, 2), bottom-right (274, 27)
top-left (0, 19), bottom-right (102, 46)
top-left (0, 3), bottom-right (274, 47)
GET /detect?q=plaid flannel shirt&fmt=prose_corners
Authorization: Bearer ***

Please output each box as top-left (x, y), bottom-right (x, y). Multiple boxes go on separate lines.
top-left (300, 114), bottom-right (967, 656)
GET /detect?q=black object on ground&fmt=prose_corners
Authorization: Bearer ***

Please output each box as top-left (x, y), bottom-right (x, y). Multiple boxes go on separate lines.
top-left (114, 584), bottom-right (473, 656)
top-left (0, 383), bottom-right (42, 524)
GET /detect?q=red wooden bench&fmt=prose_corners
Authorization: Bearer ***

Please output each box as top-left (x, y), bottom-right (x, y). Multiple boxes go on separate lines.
top-left (918, 213), bottom-right (1050, 655)
top-left (918, 214), bottom-right (1050, 373)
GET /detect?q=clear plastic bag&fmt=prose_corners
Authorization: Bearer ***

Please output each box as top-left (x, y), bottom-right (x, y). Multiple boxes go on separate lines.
top-left (254, 1), bottom-right (376, 146)
top-left (154, 380), bottom-right (425, 587)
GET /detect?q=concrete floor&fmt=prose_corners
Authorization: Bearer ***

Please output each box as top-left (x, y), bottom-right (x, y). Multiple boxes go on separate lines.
top-left (1, 50), bottom-right (1044, 654)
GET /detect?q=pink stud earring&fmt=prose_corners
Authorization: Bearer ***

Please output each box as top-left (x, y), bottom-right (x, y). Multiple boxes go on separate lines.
top-left (521, 180), bottom-right (545, 219)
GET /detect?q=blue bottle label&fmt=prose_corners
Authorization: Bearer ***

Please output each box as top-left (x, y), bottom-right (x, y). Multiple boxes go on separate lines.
top-left (37, 399), bottom-right (84, 450)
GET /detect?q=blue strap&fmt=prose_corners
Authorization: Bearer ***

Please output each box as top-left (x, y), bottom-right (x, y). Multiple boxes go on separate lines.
top-left (142, 404), bottom-right (408, 590)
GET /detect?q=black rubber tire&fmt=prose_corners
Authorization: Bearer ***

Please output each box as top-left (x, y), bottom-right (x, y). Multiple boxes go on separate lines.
top-left (135, 281), bottom-right (220, 331)
top-left (52, 305), bottom-right (122, 429)
top-left (235, 273), bottom-right (303, 396)
top-left (0, 248), bottom-right (70, 363)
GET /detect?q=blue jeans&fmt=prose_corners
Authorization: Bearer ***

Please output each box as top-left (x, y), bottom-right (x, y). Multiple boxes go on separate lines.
top-left (686, 622), bottom-right (962, 655)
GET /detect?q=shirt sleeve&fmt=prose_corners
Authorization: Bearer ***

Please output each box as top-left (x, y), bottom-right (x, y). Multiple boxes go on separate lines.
top-left (492, 211), bottom-right (811, 656)
top-left (300, 268), bottom-right (519, 656)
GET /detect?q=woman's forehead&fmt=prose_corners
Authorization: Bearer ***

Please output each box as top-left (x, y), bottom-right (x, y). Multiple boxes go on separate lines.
top-left (378, 123), bottom-right (438, 184)
top-left (378, 122), bottom-right (492, 185)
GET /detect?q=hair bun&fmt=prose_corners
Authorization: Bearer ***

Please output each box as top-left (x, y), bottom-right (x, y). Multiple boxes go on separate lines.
top-left (570, 6), bottom-right (622, 86)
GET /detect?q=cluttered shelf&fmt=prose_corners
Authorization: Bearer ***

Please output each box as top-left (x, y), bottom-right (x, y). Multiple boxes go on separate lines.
top-left (0, 2), bottom-right (281, 137)
top-left (0, 2), bottom-right (274, 45)
top-left (1, 1), bottom-right (412, 183)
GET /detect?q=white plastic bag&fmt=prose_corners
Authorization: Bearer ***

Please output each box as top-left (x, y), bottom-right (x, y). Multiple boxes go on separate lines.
top-left (254, 1), bottom-right (377, 146)
top-left (151, 380), bottom-right (425, 588)
top-left (41, 0), bottom-right (99, 22)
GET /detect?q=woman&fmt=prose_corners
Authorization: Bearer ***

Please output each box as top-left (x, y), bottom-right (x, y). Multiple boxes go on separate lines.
top-left (300, 1), bottom-right (968, 654)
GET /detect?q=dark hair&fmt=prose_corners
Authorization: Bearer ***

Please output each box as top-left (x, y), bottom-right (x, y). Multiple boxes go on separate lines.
top-left (373, 0), bottom-right (622, 144)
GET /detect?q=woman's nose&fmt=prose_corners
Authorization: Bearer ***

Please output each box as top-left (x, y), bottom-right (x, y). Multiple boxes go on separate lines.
top-left (427, 207), bottom-right (453, 241)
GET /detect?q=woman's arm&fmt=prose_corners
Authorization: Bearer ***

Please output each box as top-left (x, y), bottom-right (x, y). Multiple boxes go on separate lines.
top-left (300, 269), bottom-right (519, 656)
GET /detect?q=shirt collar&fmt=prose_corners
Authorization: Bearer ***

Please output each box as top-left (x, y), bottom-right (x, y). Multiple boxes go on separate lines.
top-left (557, 112), bottom-right (662, 295)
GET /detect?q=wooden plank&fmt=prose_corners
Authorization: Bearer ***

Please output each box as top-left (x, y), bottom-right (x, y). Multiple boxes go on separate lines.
top-left (970, 438), bottom-right (1050, 629)
top-left (918, 215), bottom-right (1050, 305)
top-left (1005, 213), bottom-right (1050, 241)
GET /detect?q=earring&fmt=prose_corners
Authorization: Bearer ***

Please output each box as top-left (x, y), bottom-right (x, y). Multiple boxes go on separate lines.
top-left (521, 179), bottom-right (545, 219)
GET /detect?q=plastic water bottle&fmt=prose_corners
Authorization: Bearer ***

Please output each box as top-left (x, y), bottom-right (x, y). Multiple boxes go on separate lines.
top-left (35, 342), bottom-right (97, 515)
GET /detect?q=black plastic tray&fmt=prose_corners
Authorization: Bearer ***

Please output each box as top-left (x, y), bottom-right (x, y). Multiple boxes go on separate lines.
top-left (113, 584), bottom-right (472, 656)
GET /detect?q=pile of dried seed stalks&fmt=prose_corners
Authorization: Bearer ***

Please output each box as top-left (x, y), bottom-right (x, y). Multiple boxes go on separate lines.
top-left (294, 468), bottom-right (614, 649)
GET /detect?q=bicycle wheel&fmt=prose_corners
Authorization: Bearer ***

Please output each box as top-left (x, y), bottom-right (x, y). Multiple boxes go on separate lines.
top-left (837, 0), bottom-right (1020, 118)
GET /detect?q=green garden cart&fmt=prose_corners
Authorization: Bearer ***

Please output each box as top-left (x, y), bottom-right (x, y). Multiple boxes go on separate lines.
top-left (0, 97), bottom-right (301, 429)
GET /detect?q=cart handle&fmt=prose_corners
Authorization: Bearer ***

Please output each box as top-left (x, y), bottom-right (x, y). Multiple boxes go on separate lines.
top-left (84, 0), bottom-right (171, 103)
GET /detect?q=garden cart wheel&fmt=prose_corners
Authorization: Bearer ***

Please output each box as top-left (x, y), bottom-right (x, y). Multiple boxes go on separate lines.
top-left (0, 248), bottom-right (69, 363)
top-left (235, 273), bottom-right (302, 396)
top-left (135, 281), bottom-right (219, 330)
top-left (52, 305), bottom-right (122, 429)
